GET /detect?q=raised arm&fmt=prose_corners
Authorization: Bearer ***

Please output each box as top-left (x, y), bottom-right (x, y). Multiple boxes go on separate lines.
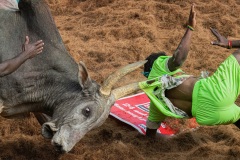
top-left (0, 36), bottom-right (44, 77)
top-left (210, 28), bottom-right (240, 49)
top-left (168, 4), bottom-right (196, 72)
top-left (145, 4), bottom-right (196, 139)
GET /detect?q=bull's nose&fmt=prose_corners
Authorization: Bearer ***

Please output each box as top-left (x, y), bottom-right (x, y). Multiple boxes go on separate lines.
top-left (53, 142), bottom-right (66, 154)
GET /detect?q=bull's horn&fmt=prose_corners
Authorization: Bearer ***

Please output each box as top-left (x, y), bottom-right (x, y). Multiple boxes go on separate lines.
top-left (100, 60), bottom-right (147, 96)
top-left (111, 82), bottom-right (140, 100)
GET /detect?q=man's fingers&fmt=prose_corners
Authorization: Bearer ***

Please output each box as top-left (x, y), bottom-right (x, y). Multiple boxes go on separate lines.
top-left (25, 36), bottom-right (30, 45)
top-left (192, 4), bottom-right (195, 12)
top-left (37, 50), bottom-right (43, 54)
top-left (193, 10), bottom-right (196, 19)
top-left (37, 47), bottom-right (44, 53)
top-left (34, 40), bottom-right (44, 46)
top-left (36, 45), bottom-right (44, 51)
top-left (210, 28), bottom-right (220, 38)
top-left (211, 28), bottom-right (221, 37)
top-left (36, 42), bottom-right (44, 48)
top-left (211, 41), bottom-right (219, 45)
top-left (190, 3), bottom-right (195, 14)
top-left (35, 42), bottom-right (44, 50)
top-left (210, 27), bottom-right (216, 34)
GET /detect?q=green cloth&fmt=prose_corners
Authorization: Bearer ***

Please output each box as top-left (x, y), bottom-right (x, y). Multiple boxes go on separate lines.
top-left (148, 56), bottom-right (183, 80)
top-left (139, 56), bottom-right (188, 122)
top-left (139, 78), bottom-right (184, 119)
top-left (192, 55), bottom-right (240, 125)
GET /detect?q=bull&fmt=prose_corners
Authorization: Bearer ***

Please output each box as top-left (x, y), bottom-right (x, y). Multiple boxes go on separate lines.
top-left (0, 0), bottom-right (145, 153)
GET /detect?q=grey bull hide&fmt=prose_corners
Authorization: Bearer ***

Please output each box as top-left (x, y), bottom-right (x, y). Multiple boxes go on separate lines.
top-left (0, 0), bottom-right (145, 153)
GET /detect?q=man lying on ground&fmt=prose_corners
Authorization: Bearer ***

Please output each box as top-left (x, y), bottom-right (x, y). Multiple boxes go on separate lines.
top-left (140, 4), bottom-right (240, 138)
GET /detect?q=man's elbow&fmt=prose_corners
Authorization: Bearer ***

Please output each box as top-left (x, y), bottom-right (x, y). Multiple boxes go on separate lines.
top-left (172, 59), bottom-right (184, 69)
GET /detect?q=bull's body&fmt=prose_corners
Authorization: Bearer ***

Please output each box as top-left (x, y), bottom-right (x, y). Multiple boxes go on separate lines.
top-left (0, 0), bottom-right (144, 153)
top-left (0, 0), bottom-right (78, 116)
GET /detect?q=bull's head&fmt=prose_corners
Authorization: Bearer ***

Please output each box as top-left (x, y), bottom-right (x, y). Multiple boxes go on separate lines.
top-left (41, 60), bottom-right (146, 153)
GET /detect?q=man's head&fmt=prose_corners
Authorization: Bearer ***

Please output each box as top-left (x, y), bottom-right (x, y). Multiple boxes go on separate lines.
top-left (143, 52), bottom-right (166, 78)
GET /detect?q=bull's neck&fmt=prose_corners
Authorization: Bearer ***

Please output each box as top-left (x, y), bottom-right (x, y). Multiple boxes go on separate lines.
top-left (40, 77), bottom-right (83, 116)
top-left (4, 74), bottom-right (82, 116)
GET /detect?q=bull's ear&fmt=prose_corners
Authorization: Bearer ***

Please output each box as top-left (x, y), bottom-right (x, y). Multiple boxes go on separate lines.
top-left (78, 61), bottom-right (92, 89)
top-left (34, 113), bottom-right (52, 125)
top-left (42, 122), bottom-right (58, 139)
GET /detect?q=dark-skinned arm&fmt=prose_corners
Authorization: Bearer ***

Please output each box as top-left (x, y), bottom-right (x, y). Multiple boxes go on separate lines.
top-left (210, 28), bottom-right (240, 48)
top-left (145, 4), bottom-right (196, 139)
top-left (168, 4), bottom-right (196, 72)
top-left (0, 36), bottom-right (44, 77)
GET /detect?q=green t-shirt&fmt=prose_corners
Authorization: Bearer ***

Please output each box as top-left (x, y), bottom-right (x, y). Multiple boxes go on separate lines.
top-left (139, 56), bottom-right (189, 122)
top-left (148, 56), bottom-right (183, 79)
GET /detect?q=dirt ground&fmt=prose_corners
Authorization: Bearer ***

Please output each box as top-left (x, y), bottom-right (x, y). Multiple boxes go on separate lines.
top-left (1, 0), bottom-right (240, 159)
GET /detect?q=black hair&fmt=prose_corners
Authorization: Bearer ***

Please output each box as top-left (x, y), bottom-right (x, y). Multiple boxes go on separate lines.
top-left (143, 52), bottom-right (166, 78)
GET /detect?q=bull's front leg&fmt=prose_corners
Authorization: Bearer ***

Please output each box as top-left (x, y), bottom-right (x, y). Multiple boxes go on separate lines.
top-left (0, 107), bottom-right (30, 119)
top-left (0, 103), bottom-right (32, 118)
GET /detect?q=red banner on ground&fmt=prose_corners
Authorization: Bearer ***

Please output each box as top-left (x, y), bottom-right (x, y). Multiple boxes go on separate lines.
top-left (110, 92), bottom-right (176, 135)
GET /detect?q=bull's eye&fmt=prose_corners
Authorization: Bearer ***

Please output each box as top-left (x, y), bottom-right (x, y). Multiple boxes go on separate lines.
top-left (82, 107), bottom-right (91, 117)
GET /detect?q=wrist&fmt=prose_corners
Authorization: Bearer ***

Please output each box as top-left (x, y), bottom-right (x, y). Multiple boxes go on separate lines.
top-left (187, 25), bottom-right (194, 31)
top-left (19, 51), bottom-right (30, 61)
top-left (227, 40), bottom-right (232, 49)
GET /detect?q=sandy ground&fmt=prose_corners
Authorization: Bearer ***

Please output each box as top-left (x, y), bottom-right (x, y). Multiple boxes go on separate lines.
top-left (1, 0), bottom-right (240, 159)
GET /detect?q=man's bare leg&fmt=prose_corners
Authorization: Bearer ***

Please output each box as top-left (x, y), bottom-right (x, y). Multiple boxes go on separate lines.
top-left (146, 128), bottom-right (158, 137)
top-left (234, 119), bottom-right (240, 129)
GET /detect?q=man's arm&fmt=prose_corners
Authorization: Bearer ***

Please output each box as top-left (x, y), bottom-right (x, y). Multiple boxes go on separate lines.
top-left (168, 4), bottom-right (196, 72)
top-left (145, 4), bottom-right (196, 139)
top-left (210, 28), bottom-right (240, 48)
top-left (0, 36), bottom-right (44, 77)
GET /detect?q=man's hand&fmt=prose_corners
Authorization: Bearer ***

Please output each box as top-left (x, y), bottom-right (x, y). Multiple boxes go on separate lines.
top-left (210, 28), bottom-right (228, 48)
top-left (188, 4), bottom-right (196, 28)
top-left (22, 36), bottom-right (44, 59)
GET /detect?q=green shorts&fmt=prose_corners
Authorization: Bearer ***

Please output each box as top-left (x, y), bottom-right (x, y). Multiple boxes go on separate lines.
top-left (192, 55), bottom-right (240, 125)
